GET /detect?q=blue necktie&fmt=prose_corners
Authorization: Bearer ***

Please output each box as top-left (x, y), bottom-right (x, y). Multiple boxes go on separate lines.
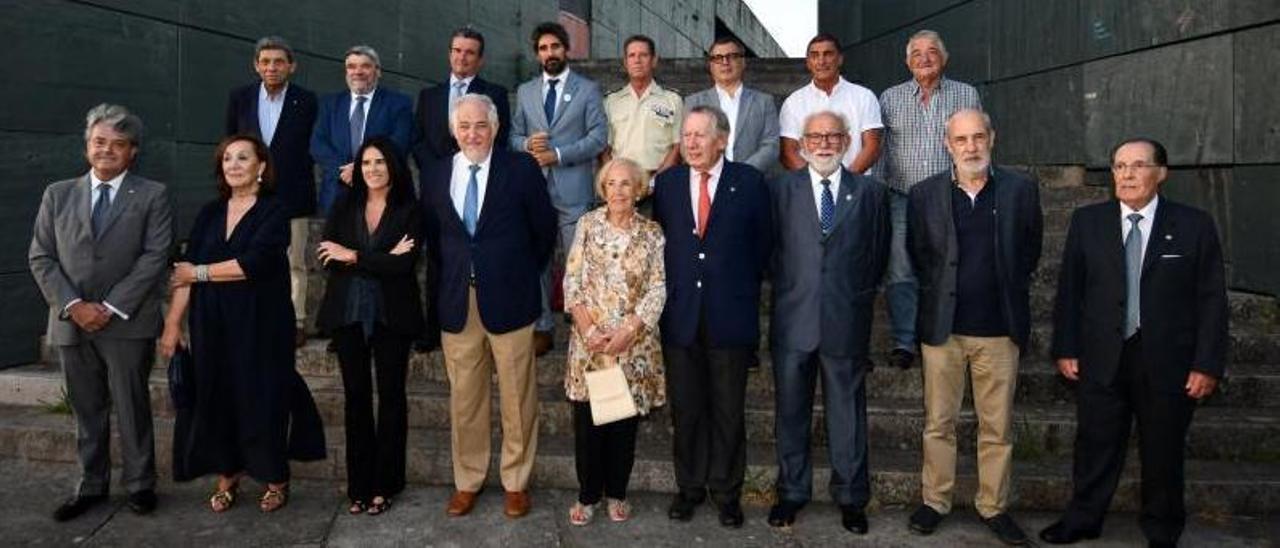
top-left (543, 78), bottom-right (559, 126)
top-left (1123, 213), bottom-right (1144, 338)
top-left (450, 81), bottom-right (467, 117)
top-left (820, 179), bottom-right (835, 234)
top-left (350, 95), bottom-right (367, 157)
top-left (91, 183), bottom-right (111, 237)
top-left (463, 164), bottom-right (480, 236)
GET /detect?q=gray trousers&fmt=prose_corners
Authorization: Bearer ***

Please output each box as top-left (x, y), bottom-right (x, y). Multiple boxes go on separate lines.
top-left (59, 338), bottom-right (157, 496)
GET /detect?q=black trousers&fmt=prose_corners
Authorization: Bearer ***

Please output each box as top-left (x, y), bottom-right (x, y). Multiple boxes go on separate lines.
top-left (334, 323), bottom-right (410, 500)
top-left (421, 260), bottom-right (441, 346)
top-left (663, 319), bottom-right (752, 506)
top-left (1064, 333), bottom-right (1196, 544)
top-left (572, 401), bottom-right (639, 504)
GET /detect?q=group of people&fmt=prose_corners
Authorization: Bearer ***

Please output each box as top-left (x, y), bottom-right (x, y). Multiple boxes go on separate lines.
top-left (28, 21), bottom-right (1227, 548)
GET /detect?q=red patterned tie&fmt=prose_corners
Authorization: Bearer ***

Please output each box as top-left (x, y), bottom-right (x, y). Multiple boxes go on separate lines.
top-left (697, 171), bottom-right (711, 239)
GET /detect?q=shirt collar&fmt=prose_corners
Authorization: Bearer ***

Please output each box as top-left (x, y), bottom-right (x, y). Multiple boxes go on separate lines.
top-left (716, 83), bottom-right (742, 100)
top-left (909, 76), bottom-right (946, 97)
top-left (350, 87), bottom-right (377, 103)
top-left (807, 166), bottom-right (842, 187)
top-left (950, 165), bottom-right (996, 185)
top-left (259, 82), bottom-right (289, 101)
top-left (89, 170), bottom-right (127, 190)
top-left (693, 156), bottom-right (725, 181)
top-left (1121, 194), bottom-right (1160, 220)
top-left (629, 80), bottom-right (656, 99)
top-left (543, 68), bottom-right (570, 86)
top-left (809, 76), bottom-right (850, 97)
top-left (450, 74), bottom-right (475, 88)
top-left (454, 149), bottom-right (493, 171)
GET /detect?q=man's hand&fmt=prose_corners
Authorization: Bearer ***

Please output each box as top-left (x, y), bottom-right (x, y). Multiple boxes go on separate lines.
top-left (1056, 358), bottom-right (1079, 381)
top-left (339, 163), bottom-right (355, 186)
top-left (527, 132), bottom-right (550, 153)
top-left (1186, 371), bottom-right (1218, 400)
top-left (533, 149), bottom-right (558, 167)
top-left (69, 301), bottom-right (110, 332)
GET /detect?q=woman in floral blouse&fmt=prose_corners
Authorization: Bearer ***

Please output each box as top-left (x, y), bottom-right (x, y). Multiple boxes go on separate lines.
top-left (563, 157), bottom-right (666, 525)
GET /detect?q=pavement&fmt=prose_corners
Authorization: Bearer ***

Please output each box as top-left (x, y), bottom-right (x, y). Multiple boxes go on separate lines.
top-left (4, 460), bottom-right (1276, 547)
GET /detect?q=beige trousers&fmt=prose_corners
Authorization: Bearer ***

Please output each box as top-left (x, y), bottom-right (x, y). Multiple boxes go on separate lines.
top-left (441, 288), bottom-right (539, 492)
top-left (288, 217), bottom-right (310, 326)
top-left (920, 335), bottom-right (1019, 518)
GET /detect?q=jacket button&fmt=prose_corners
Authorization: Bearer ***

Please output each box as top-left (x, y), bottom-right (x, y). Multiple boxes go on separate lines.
top-left (698, 253), bottom-right (705, 260)
top-left (696, 280), bottom-right (702, 288)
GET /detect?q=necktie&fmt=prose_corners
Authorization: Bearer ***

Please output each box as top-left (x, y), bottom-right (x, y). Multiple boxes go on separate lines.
top-left (91, 183), bottom-right (111, 237)
top-left (1123, 212), bottom-right (1144, 338)
top-left (820, 178), bottom-right (835, 233)
top-left (449, 81), bottom-right (467, 116)
top-left (696, 171), bottom-right (711, 239)
top-left (350, 95), bottom-right (367, 157)
top-left (543, 78), bottom-right (559, 126)
top-left (463, 164), bottom-right (480, 236)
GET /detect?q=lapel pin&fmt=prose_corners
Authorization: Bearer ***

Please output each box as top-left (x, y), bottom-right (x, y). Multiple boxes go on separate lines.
top-left (730, 186), bottom-right (736, 192)
top-left (1165, 234), bottom-right (1172, 240)
top-left (563, 93), bottom-right (571, 102)
top-left (845, 194), bottom-right (852, 201)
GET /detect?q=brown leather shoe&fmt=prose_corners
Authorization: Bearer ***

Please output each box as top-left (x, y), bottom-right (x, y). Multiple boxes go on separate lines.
top-left (504, 490), bottom-right (531, 518)
top-left (446, 490), bottom-right (478, 517)
top-left (533, 331), bottom-right (553, 357)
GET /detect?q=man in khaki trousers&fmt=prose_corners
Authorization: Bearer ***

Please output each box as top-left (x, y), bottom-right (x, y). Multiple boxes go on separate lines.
top-left (904, 109), bottom-right (1043, 545)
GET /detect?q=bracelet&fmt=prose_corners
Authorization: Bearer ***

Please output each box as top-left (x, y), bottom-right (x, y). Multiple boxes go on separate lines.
top-left (195, 264), bottom-right (210, 283)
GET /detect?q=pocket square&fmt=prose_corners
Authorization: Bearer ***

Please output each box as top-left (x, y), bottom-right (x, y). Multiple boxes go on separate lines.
top-left (1160, 254), bottom-right (1183, 259)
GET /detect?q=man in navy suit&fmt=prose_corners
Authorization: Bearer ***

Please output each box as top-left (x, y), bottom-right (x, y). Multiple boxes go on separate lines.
top-left (420, 94), bottom-right (556, 520)
top-left (311, 45), bottom-right (413, 216)
top-left (1041, 138), bottom-right (1227, 547)
top-left (766, 111), bottom-right (889, 534)
top-left (411, 27), bottom-right (511, 353)
top-left (224, 36), bottom-right (318, 347)
top-left (652, 105), bottom-right (772, 528)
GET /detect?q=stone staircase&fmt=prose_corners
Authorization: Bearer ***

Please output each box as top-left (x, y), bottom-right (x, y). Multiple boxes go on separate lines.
top-left (2, 60), bottom-right (1278, 518)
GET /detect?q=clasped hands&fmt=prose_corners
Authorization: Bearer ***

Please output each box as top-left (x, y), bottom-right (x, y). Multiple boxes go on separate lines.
top-left (317, 235), bottom-right (415, 266)
top-left (67, 301), bottom-right (111, 332)
top-left (526, 132), bottom-right (559, 167)
top-left (580, 319), bottom-right (641, 356)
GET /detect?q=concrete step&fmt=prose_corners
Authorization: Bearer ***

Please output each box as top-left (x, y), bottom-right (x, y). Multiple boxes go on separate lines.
top-left (2, 404), bottom-right (1276, 515)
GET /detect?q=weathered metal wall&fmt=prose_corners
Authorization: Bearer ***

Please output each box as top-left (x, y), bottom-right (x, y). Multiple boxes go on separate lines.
top-left (822, 0), bottom-right (1280, 296)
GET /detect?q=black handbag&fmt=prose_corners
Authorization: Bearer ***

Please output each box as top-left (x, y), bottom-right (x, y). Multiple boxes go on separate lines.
top-left (167, 345), bottom-right (195, 410)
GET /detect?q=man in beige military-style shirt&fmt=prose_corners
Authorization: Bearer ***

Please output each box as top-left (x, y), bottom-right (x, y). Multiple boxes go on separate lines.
top-left (604, 34), bottom-right (682, 179)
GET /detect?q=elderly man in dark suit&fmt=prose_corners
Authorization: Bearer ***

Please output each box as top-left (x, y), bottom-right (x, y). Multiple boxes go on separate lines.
top-left (766, 110), bottom-right (889, 534)
top-left (225, 36), bottom-right (318, 347)
top-left (652, 105), bottom-right (772, 528)
top-left (905, 109), bottom-right (1042, 545)
top-left (1040, 138), bottom-right (1227, 548)
top-left (420, 93), bottom-right (556, 519)
top-left (29, 103), bottom-right (173, 521)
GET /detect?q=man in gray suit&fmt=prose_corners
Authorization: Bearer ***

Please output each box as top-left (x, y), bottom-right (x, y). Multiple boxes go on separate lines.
top-left (767, 110), bottom-right (889, 534)
top-left (510, 21), bottom-right (608, 355)
top-left (683, 36), bottom-right (779, 174)
top-left (29, 103), bottom-right (173, 521)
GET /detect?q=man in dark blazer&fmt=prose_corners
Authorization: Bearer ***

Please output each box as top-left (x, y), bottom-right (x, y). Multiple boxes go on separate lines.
top-left (311, 44), bottom-right (413, 216)
top-left (29, 104), bottom-right (173, 521)
top-left (224, 36), bottom-right (318, 347)
top-left (767, 111), bottom-right (889, 534)
top-left (1041, 138), bottom-right (1227, 547)
top-left (683, 36), bottom-right (779, 175)
top-left (420, 94), bottom-right (556, 519)
top-left (652, 105), bottom-right (772, 528)
top-left (905, 109), bottom-right (1041, 545)
top-left (411, 27), bottom-right (510, 353)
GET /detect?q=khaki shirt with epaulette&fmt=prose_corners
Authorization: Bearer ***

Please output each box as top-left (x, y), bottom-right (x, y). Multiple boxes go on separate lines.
top-left (604, 82), bottom-right (683, 172)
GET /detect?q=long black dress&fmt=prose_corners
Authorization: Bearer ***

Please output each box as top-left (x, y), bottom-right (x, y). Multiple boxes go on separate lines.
top-left (173, 195), bottom-right (326, 483)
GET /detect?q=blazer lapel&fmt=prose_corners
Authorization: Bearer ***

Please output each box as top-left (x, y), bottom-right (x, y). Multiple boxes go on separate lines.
top-left (794, 172), bottom-right (822, 236)
top-left (74, 174), bottom-right (93, 237)
top-left (1103, 200), bottom-right (1125, 277)
top-left (246, 85), bottom-right (263, 140)
top-left (1140, 198), bottom-right (1172, 279)
top-left (473, 152), bottom-right (504, 235)
top-left (826, 170), bottom-right (862, 236)
top-left (733, 89), bottom-right (754, 160)
top-left (705, 163), bottom-right (736, 237)
top-left (551, 73), bottom-right (578, 129)
top-left (96, 174), bottom-right (137, 239)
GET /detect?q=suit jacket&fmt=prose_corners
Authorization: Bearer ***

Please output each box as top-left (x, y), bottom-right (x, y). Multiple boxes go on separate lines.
top-left (29, 173), bottom-right (174, 344)
top-left (315, 196), bottom-right (425, 337)
top-left (225, 82), bottom-right (319, 218)
top-left (509, 70), bottom-right (608, 209)
top-left (311, 86), bottom-right (414, 215)
top-left (1051, 196), bottom-right (1228, 393)
top-left (770, 168), bottom-right (889, 358)
top-left (412, 76), bottom-right (511, 172)
top-left (684, 86), bottom-right (780, 174)
top-left (421, 149), bottom-right (557, 334)
top-left (908, 166), bottom-right (1044, 350)
top-left (652, 161), bottom-right (772, 348)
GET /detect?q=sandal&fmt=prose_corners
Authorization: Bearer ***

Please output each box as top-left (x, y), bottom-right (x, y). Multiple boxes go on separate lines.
top-left (348, 499), bottom-right (368, 515)
top-left (568, 501), bottom-right (595, 526)
top-left (367, 496), bottom-right (392, 516)
top-left (606, 498), bottom-right (631, 522)
top-left (259, 483), bottom-right (289, 513)
top-left (209, 474), bottom-right (241, 513)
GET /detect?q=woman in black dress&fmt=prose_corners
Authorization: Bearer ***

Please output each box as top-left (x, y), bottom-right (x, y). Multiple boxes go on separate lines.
top-left (161, 134), bottom-right (325, 513)
top-left (316, 138), bottom-right (423, 516)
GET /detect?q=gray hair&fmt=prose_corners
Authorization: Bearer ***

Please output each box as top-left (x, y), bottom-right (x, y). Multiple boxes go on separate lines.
top-left (906, 30), bottom-right (949, 63)
top-left (345, 44), bottom-right (381, 67)
top-left (84, 103), bottom-right (143, 146)
top-left (254, 35), bottom-right (294, 62)
top-left (686, 105), bottom-right (731, 138)
top-left (448, 93), bottom-right (501, 137)
top-left (945, 108), bottom-right (992, 136)
top-left (801, 110), bottom-right (850, 136)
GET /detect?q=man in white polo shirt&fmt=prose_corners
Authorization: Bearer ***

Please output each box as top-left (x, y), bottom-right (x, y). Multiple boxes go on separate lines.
top-left (779, 33), bottom-right (882, 175)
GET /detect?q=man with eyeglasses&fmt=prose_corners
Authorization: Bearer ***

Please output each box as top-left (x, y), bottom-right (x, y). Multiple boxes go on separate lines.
top-left (876, 30), bottom-right (982, 370)
top-left (684, 37), bottom-right (779, 174)
top-left (779, 33), bottom-right (882, 174)
top-left (905, 109), bottom-right (1041, 545)
top-left (1041, 138), bottom-right (1227, 548)
top-left (766, 110), bottom-right (889, 535)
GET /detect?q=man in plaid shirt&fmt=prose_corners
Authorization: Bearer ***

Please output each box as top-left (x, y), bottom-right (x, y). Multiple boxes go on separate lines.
top-left (877, 30), bottom-right (981, 370)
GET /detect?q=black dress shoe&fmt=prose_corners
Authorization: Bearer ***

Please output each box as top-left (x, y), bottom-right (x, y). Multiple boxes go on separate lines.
top-left (982, 513), bottom-right (1029, 545)
top-left (667, 493), bottom-right (702, 521)
top-left (717, 500), bottom-right (744, 528)
top-left (127, 489), bottom-right (157, 515)
top-left (767, 499), bottom-right (805, 527)
top-left (840, 505), bottom-right (868, 534)
top-left (889, 348), bottom-right (915, 369)
top-left (52, 494), bottom-right (107, 522)
top-left (326, 339), bottom-right (337, 353)
top-left (1039, 521), bottom-right (1100, 544)
top-left (908, 504), bottom-right (945, 534)
top-left (412, 337), bottom-right (440, 353)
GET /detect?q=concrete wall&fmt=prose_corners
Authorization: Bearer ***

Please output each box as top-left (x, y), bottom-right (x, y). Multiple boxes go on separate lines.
top-left (589, 0), bottom-right (785, 59)
top-left (822, 0), bottom-right (1280, 296)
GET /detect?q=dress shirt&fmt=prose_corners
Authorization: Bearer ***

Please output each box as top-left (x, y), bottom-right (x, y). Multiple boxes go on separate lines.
top-left (449, 74), bottom-right (475, 94)
top-left (257, 82), bottom-right (288, 145)
top-left (68, 170), bottom-right (129, 319)
top-left (688, 156), bottom-right (725, 223)
top-left (541, 69), bottom-right (569, 164)
top-left (604, 80), bottom-right (682, 171)
top-left (779, 77), bottom-right (883, 172)
top-left (878, 77), bottom-right (982, 194)
top-left (449, 150), bottom-right (492, 221)
top-left (715, 84), bottom-right (742, 161)
top-left (807, 166), bottom-right (842, 219)
top-left (1120, 195), bottom-right (1159, 268)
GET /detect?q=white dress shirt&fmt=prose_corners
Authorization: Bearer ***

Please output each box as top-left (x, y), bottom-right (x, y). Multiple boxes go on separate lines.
top-left (779, 77), bottom-right (884, 172)
top-left (449, 150), bottom-right (493, 221)
top-left (1120, 195), bottom-right (1159, 268)
top-left (688, 157), bottom-right (726, 228)
top-left (807, 166), bottom-right (842, 219)
top-left (257, 83), bottom-right (287, 145)
top-left (348, 88), bottom-right (377, 146)
top-left (716, 84), bottom-right (742, 161)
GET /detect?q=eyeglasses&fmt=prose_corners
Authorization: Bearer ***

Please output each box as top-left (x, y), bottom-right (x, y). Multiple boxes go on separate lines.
top-left (1111, 162), bottom-right (1161, 173)
top-left (708, 52), bottom-right (745, 64)
top-left (802, 132), bottom-right (847, 144)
